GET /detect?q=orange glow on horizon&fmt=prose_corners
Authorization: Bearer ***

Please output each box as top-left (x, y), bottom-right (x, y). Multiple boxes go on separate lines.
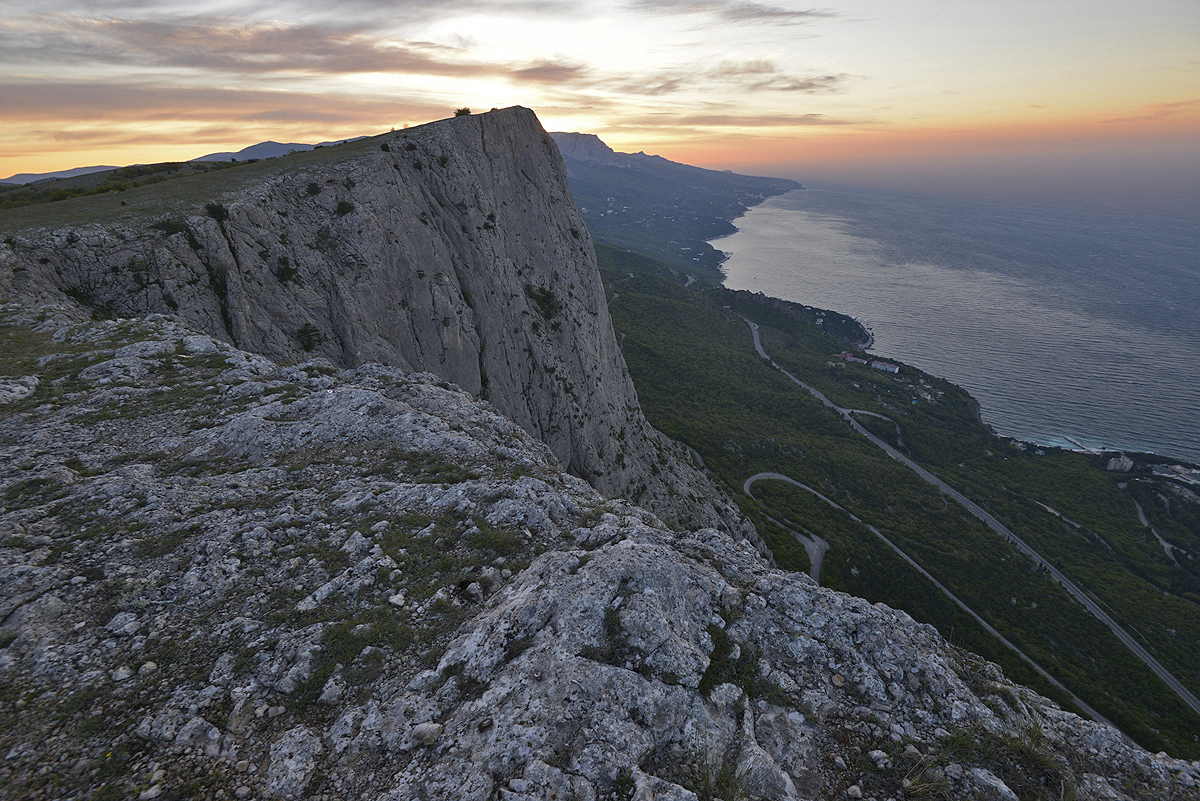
top-left (622, 106), bottom-right (1200, 176)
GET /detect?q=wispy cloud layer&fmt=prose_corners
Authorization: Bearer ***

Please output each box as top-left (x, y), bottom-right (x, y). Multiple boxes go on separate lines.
top-left (626, 0), bottom-right (835, 24)
top-left (1, 0), bottom-right (1196, 178)
top-left (0, 15), bottom-right (586, 81)
top-left (1100, 99), bottom-right (1200, 124)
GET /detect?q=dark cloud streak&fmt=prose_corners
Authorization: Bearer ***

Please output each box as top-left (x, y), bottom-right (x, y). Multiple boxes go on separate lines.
top-left (0, 79), bottom-right (445, 125)
top-left (609, 60), bottom-right (848, 96)
top-left (626, 0), bottom-right (836, 25)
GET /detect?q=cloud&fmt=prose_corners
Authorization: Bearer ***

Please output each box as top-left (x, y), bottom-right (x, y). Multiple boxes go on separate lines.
top-left (0, 14), bottom-right (590, 84)
top-left (626, 0), bottom-right (836, 24)
top-left (15, 0), bottom-right (583, 25)
top-left (602, 109), bottom-right (858, 130)
top-left (1099, 99), bottom-right (1200, 124)
top-left (708, 60), bottom-right (846, 92)
top-left (675, 112), bottom-right (853, 126)
top-left (0, 16), bottom-right (457, 75)
top-left (0, 79), bottom-right (446, 126)
top-left (509, 59), bottom-right (591, 84)
top-left (606, 60), bottom-right (848, 97)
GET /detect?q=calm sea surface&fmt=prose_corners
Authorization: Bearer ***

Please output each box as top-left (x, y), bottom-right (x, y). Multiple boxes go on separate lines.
top-left (713, 185), bottom-right (1200, 464)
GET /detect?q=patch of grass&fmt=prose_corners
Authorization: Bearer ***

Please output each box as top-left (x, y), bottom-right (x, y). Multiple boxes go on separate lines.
top-left (698, 624), bottom-right (788, 706)
top-left (660, 742), bottom-right (763, 801)
top-left (138, 524), bottom-right (199, 557)
top-left (55, 684), bottom-right (108, 722)
top-left (504, 636), bottom-right (533, 663)
top-left (399, 451), bottom-right (480, 484)
top-left (525, 284), bottom-right (561, 319)
top-left (931, 723), bottom-right (1076, 801)
top-left (3, 477), bottom-right (69, 506)
top-left (289, 608), bottom-right (413, 711)
top-left (467, 517), bottom-right (523, 556)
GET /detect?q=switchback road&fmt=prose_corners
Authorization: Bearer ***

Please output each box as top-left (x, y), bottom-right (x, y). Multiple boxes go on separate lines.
top-left (739, 316), bottom-right (1200, 721)
top-left (743, 470), bottom-right (1122, 733)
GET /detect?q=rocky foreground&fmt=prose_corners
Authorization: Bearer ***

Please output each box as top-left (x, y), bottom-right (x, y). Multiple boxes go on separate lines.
top-left (2, 305), bottom-right (1198, 800)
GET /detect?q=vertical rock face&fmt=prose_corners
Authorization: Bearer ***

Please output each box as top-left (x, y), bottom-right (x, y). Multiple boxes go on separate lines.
top-left (0, 107), bottom-right (749, 536)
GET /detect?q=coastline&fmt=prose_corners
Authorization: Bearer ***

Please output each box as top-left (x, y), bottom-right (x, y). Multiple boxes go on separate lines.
top-left (706, 184), bottom-right (1200, 467)
top-left (707, 189), bottom-right (1198, 471)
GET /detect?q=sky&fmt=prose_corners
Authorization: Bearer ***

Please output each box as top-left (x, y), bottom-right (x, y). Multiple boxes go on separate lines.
top-left (2, 0), bottom-right (1198, 205)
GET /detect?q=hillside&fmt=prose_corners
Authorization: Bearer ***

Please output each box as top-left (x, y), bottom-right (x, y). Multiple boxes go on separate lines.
top-left (1, 306), bottom-right (1196, 800)
top-left (596, 243), bottom-right (1200, 758)
top-left (0, 107), bottom-right (750, 540)
top-left (1, 108), bottom-right (1198, 799)
top-left (549, 132), bottom-right (799, 281)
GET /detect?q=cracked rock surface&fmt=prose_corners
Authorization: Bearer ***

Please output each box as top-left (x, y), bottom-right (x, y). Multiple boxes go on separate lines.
top-left (1, 306), bottom-right (1198, 801)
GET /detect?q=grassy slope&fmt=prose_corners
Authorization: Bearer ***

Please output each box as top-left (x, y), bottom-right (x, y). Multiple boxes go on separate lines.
top-left (598, 243), bottom-right (1200, 758)
top-left (0, 135), bottom-right (388, 233)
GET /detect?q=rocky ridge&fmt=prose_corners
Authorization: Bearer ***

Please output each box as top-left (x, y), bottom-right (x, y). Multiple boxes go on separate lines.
top-left (1, 306), bottom-right (1197, 800)
top-left (0, 107), bottom-right (748, 539)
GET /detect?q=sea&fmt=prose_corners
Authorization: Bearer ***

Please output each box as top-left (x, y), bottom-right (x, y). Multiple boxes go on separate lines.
top-left (712, 184), bottom-right (1200, 465)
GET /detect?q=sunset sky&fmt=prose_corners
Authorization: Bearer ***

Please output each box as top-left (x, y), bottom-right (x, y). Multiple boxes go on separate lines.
top-left (2, 0), bottom-right (1197, 203)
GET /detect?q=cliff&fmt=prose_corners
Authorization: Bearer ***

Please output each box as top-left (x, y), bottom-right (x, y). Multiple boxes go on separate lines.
top-left (0, 108), bottom-right (747, 539)
top-left (1, 307), bottom-right (1196, 800)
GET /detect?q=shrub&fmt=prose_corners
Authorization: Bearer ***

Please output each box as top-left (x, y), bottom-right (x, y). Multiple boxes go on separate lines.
top-left (454, 107), bottom-right (472, 117)
top-left (274, 256), bottom-right (297, 285)
top-left (336, 201), bottom-right (354, 216)
top-left (150, 218), bottom-right (189, 236)
top-left (204, 202), bottom-right (229, 222)
top-left (525, 284), bottom-right (561, 319)
top-left (297, 323), bottom-right (325, 352)
top-left (305, 182), bottom-right (321, 196)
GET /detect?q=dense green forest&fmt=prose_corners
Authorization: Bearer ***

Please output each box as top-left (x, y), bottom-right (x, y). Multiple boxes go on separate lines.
top-left (597, 243), bottom-right (1200, 758)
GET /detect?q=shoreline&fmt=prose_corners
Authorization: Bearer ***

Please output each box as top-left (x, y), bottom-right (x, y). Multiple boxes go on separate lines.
top-left (707, 191), bottom-right (1198, 472)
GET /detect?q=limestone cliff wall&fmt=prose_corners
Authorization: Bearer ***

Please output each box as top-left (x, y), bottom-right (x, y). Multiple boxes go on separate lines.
top-left (0, 107), bottom-right (749, 537)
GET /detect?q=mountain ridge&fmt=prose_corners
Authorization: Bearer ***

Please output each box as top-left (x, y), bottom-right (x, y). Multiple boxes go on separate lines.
top-left (548, 131), bottom-right (800, 280)
top-left (2, 108), bottom-right (1198, 799)
top-left (0, 107), bottom-right (752, 540)
top-left (1, 305), bottom-right (1195, 800)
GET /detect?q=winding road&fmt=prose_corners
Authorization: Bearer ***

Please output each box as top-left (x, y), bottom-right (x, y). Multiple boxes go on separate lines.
top-left (743, 471), bottom-right (1122, 733)
top-left (739, 316), bottom-right (1200, 721)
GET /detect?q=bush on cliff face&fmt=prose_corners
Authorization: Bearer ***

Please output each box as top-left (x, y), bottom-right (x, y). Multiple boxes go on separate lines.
top-left (297, 322), bottom-right (324, 351)
top-left (454, 107), bottom-right (472, 117)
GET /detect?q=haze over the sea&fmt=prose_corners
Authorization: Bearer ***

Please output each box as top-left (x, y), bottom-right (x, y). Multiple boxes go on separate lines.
top-left (714, 185), bottom-right (1200, 465)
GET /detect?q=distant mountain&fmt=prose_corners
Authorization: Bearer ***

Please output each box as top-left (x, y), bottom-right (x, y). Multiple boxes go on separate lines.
top-left (1, 165), bottom-right (119, 185)
top-left (192, 136), bottom-right (369, 162)
top-left (1, 137), bottom-right (369, 185)
top-left (549, 131), bottom-right (799, 281)
top-left (191, 140), bottom-right (314, 162)
top-left (550, 132), bottom-right (631, 168)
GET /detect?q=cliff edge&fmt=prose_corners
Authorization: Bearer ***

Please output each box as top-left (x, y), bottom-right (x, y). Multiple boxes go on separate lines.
top-left (0, 107), bottom-right (748, 539)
